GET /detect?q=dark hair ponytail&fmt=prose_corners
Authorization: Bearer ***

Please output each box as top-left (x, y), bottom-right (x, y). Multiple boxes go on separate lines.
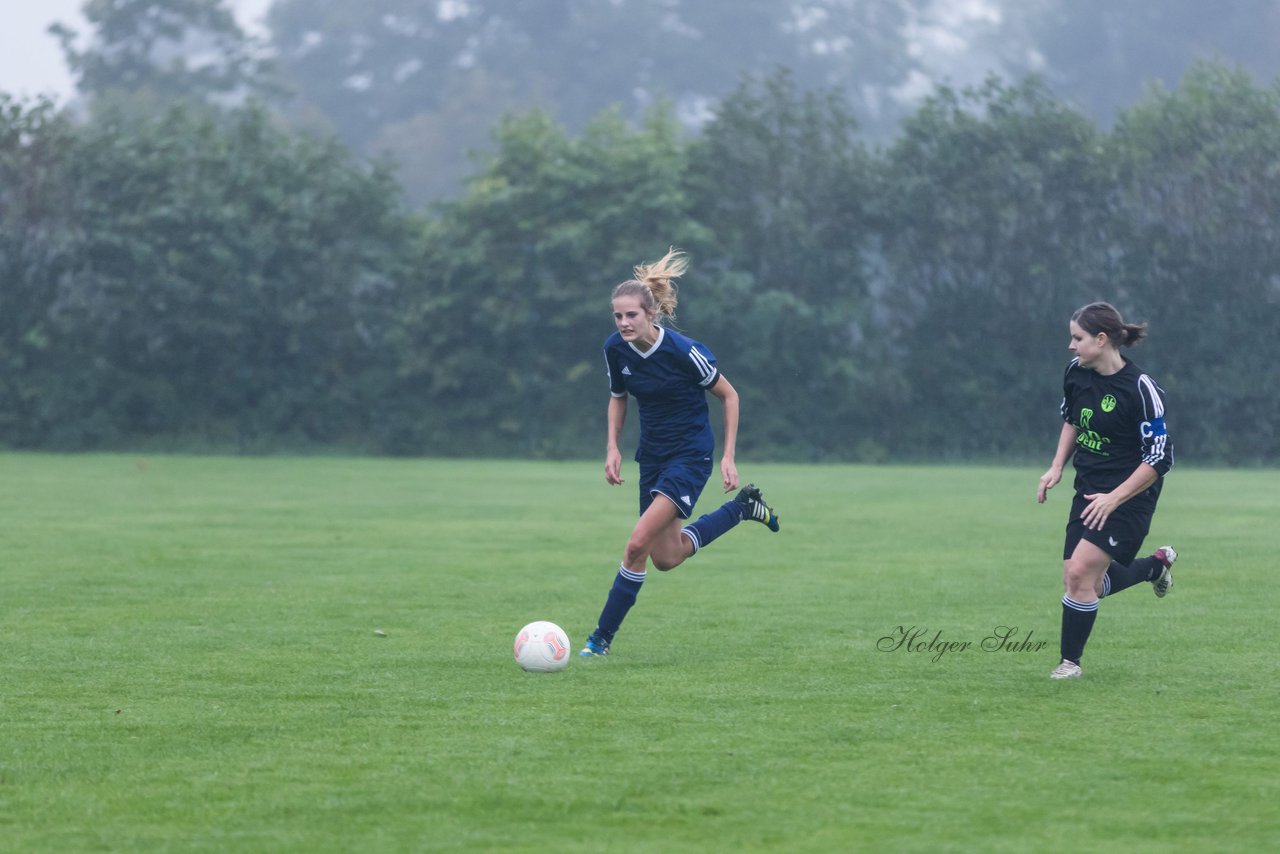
top-left (1072, 301), bottom-right (1148, 347)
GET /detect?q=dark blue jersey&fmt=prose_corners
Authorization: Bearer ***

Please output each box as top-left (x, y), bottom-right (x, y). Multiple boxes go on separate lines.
top-left (1061, 356), bottom-right (1174, 494)
top-left (604, 326), bottom-right (720, 463)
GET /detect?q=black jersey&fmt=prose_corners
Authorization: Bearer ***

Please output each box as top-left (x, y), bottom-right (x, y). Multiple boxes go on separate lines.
top-left (1060, 356), bottom-right (1174, 495)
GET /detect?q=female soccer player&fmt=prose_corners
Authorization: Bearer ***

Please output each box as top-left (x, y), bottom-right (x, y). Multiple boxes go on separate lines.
top-left (1037, 301), bottom-right (1177, 679)
top-left (579, 248), bottom-right (779, 657)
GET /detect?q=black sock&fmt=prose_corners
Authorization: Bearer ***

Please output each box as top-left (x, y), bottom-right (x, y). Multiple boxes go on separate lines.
top-left (1060, 596), bottom-right (1099, 664)
top-left (1102, 557), bottom-right (1159, 597)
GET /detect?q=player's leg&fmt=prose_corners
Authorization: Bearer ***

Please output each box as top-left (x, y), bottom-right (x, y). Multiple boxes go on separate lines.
top-left (581, 491), bottom-right (681, 656)
top-left (1052, 527), bottom-right (1111, 679)
top-left (649, 514), bottom-right (695, 571)
top-left (1093, 501), bottom-right (1175, 598)
top-left (677, 483), bottom-right (780, 564)
top-left (1099, 548), bottom-right (1177, 597)
top-left (623, 495), bottom-right (682, 572)
top-left (646, 457), bottom-right (754, 569)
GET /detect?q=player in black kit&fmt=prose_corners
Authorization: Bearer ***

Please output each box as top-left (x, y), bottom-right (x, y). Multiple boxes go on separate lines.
top-left (1036, 302), bottom-right (1177, 680)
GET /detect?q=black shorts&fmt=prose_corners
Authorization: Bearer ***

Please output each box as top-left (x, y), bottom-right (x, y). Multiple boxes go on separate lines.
top-left (1063, 488), bottom-right (1160, 566)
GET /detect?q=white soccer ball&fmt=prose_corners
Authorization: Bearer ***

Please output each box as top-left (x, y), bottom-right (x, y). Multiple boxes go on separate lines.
top-left (513, 621), bottom-right (571, 672)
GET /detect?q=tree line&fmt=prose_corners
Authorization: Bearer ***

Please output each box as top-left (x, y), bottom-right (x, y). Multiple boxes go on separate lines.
top-left (3, 63), bottom-right (1278, 463)
top-left (47, 0), bottom-right (1280, 205)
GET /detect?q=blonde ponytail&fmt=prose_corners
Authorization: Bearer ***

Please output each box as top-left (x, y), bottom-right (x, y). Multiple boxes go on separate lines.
top-left (613, 247), bottom-right (687, 324)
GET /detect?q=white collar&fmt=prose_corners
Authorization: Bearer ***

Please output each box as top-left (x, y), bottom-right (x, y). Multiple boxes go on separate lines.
top-left (627, 325), bottom-right (665, 358)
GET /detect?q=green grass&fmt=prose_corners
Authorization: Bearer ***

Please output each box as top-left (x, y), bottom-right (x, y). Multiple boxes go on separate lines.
top-left (1, 454), bottom-right (1277, 852)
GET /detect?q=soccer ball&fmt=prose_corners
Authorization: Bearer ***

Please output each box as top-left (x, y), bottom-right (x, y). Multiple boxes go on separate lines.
top-left (513, 621), bottom-right (571, 672)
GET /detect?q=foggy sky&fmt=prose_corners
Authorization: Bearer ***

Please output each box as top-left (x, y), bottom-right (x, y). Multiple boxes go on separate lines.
top-left (0, 0), bottom-right (273, 100)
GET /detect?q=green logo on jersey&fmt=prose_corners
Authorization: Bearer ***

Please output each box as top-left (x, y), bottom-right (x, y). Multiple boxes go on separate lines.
top-left (1101, 394), bottom-right (1117, 413)
top-left (1076, 408), bottom-right (1111, 455)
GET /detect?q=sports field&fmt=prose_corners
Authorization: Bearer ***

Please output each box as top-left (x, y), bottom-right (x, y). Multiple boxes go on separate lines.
top-left (2, 454), bottom-right (1276, 851)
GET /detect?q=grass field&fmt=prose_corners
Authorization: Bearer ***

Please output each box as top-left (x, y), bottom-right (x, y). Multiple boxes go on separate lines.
top-left (1, 454), bottom-right (1277, 852)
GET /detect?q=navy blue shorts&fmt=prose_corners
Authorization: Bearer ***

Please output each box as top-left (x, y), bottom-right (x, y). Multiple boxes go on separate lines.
top-left (638, 456), bottom-right (713, 519)
top-left (1063, 488), bottom-right (1160, 567)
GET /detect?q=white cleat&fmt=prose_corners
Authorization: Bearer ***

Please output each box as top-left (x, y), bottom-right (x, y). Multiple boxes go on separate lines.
top-left (1152, 545), bottom-right (1178, 598)
top-left (1050, 659), bottom-right (1082, 680)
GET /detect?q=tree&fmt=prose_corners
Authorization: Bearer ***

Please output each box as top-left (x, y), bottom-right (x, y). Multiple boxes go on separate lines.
top-left (0, 96), bottom-right (79, 446)
top-left (380, 104), bottom-right (705, 456)
top-left (264, 0), bottom-right (927, 203)
top-left (51, 0), bottom-right (274, 106)
top-left (1107, 62), bottom-right (1280, 462)
top-left (26, 101), bottom-right (413, 449)
top-left (686, 70), bottom-right (877, 459)
top-left (990, 0), bottom-right (1280, 125)
top-left (875, 76), bottom-right (1110, 458)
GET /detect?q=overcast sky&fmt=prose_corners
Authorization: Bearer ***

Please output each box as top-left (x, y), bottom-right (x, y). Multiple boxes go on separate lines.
top-left (0, 0), bottom-right (272, 101)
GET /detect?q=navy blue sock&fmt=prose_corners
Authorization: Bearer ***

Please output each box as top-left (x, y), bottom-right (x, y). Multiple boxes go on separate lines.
top-left (594, 566), bottom-right (645, 643)
top-left (681, 500), bottom-right (744, 554)
top-left (1060, 596), bottom-right (1099, 664)
top-left (1101, 557), bottom-right (1159, 597)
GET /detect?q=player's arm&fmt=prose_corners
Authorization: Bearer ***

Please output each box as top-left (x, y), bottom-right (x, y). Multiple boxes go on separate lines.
top-left (605, 394), bottom-right (627, 485)
top-left (1137, 374), bottom-right (1173, 477)
top-left (1080, 462), bottom-right (1157, 530)
top-left (1037, 421), bottom-right (1078, 503)
top-left (708, 374), bottom-right (740, 492)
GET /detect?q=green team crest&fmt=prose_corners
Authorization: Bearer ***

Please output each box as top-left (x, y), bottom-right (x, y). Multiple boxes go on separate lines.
top-left (1101, 394), bottom-right (1117, 413)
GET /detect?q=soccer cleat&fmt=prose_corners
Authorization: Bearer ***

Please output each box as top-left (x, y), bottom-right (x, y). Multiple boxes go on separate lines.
top-left (1049, 659), bottom-right (1082, 679)
top-left (578, 632), bottom-right (610, 657)
top-left (735, 483), bottom-right (780, 532)
top-left (1152, 545), bottom-right (1177, 598)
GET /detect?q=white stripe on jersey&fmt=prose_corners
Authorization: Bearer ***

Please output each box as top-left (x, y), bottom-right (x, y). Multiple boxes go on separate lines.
top-left (688, 346), bottom-right (717, 386)
top-left (1060, 358), bottom-right (1081, 419)
top-left (1138, 374), bottom-right (1165, 419)
top-left (1138, 373), bottom-right (1170, 468)
top-left (1144, 434), bottom-right (1169, 469)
